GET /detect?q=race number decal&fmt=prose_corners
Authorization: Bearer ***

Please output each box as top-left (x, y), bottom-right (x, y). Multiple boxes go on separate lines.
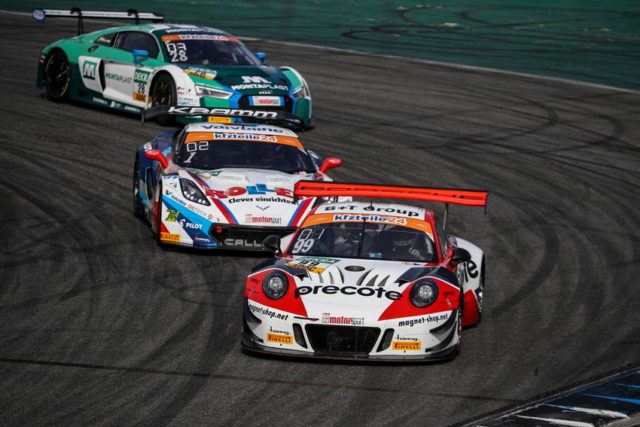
top-left (183, 141), bottom-right (209, 164)
top-left (166, 42), bottom-right (188, 62)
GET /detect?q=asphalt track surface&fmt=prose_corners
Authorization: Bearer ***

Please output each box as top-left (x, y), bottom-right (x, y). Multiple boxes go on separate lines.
top-left (1, 12), bottom-right (639, 426)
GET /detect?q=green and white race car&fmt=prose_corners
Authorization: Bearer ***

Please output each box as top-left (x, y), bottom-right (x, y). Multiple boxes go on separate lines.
top-left (34, 8), bottom-right (313, 128)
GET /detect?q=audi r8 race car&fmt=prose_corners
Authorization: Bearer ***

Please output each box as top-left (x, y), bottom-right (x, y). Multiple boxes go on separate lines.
top-left (242, 182), bottom-right (488, 361)
top-left (134, 108), bottom-right (341, 250)
top-left (34, 8), bottom-right (313, 127)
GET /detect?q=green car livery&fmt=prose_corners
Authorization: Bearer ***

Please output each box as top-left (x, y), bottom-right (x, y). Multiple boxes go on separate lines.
top-left (35, 9), bottom-right (313, 127)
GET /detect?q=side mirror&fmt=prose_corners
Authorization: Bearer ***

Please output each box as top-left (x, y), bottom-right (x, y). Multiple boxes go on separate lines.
top-left (144, 149), bottom-right (168, 169)
top-left (263, 234), bottom-right (281, 254)
top-left (319, 157), bottom-right (343, 173)
top-left (451, 248), bottom-right (471, 265)
top-left (255, 52), bottom-right (266, 64)
top-left (132, 49), bottom-right (149, 65)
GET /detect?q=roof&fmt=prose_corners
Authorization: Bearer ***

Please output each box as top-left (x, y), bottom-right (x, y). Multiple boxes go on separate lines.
top-left (83, 23), bottom-right (230, 39)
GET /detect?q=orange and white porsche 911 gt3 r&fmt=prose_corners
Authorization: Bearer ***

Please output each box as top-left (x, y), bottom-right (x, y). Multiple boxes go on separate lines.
top-left (242, 182), bottom-right (488, 362)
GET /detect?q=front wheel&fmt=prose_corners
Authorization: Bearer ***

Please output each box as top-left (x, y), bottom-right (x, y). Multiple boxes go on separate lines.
top-left (44, 50), bottom-right (71, 101)
top-left (151, 74), bottom-right (176, 125)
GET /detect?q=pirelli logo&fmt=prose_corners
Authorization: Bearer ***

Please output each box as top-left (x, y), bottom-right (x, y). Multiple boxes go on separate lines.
top-left (392, 341), bottom-right (421, 351)
top-left (160, 232), bottom-right (180, 242)
top-left (267, 333), bottom-right (293, 345)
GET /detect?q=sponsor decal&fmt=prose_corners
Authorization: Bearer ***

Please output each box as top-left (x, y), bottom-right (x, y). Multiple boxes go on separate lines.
top-left (205, 184), bottom-right (293, 199)
top-left (248, 303), bottom-right (289, 320)
top-left (392, 341), bottom-right (422, 351)
top-left (197, 124), bottom-right (294, 135)
top-left (105, 72), bottom-right (132, 84)
top-left (245, 214), bottom-right (282, 225)
top-left (92, 96), bottom-right (108, 106)
top-left (160, 232), bottom-right (180, 242)
top-left (295, 285), bottom-right (402, 300)
top-left (187, 204), bottom-right (209, 218)
top-left (250, 96), bottom-right (283, 107)
top-left (109, 100), bottom-right (122, 109)
top-left (179, 219), bottom-right (203, 230)
top-left (167, 191), bottom-right (187, 206)
top-left (134, 69), bottom-right (150, 84)
top-left (194, 236), bottom-right (213, 244)
top-left (319, 204), bottom-right (421, 217)
top-left (124, 105), bottom-right (141, 113)
top-left (212, 133), bottom-right (278, 142)
top-left (162, 34), bottom-right (238, 42)
top-left (285, 257), bottom-right (339, 273)
top-left (321, 312), bottom-right (364, 326)
top-left (82, 60), bottom-right (97, 80)
top-left (231, 82), bottom-right (288, 91)
top-left (165, 209), bottom-right (179, 222)
top-left (398, 313), bottom-right (449, 328)
top-left (224, 238), bottom-right (262, 248)
top-left (333, 214), bottom-right (407, 225)
top-left (183, 67), bottom-right (216, 80)
top-left (207, 116), bottom-right (232, 123)
top-left (267, 332), bottom-right (293, 345)
top-left (168, 106), bottom-right (278, 119)
top-left (242, 76), bottom-right (270, 84)
top-left (456, 260), bottom-right (479, 285)
top-left (132, 92), bottom-right (146, 101)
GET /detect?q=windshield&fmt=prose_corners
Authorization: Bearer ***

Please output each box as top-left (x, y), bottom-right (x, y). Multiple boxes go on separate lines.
top-left (289, 222), bottom-right (438, 262)
top-left (176, 140), bottom-right (316, 173)
top-left (160, 34), bottom-right (260, 66)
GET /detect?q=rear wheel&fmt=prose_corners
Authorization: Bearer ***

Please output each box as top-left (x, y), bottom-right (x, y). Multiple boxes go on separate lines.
top-left (132, 157), bottom-right (144, 219)
top-left (151, 74), bottom-right (176, 125)
top-left (44, 50), bottom-right (71, 101)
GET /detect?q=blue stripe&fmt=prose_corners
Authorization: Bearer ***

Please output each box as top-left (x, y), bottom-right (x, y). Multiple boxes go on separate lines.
top-left (287, 200), bottom-right (306, 226)
top-left (583, 393), bottom-right (640, 405)
top-left (216, 199), bottom-right (239, 224)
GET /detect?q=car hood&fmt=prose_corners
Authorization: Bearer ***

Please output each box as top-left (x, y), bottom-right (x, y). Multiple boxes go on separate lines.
top-left (180, 168), bottom-right (314, 227)
top-left (180, 65), bottom-right (290, 95)
top-left (277, 257), bottom-right (443, 319)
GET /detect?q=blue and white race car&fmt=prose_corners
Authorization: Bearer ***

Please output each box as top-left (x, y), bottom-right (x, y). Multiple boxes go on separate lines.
top-left (133, 108), bottom-right (342, 250)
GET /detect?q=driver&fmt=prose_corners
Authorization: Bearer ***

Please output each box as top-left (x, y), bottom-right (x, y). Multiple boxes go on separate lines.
top-left (391, 231), bottom-right (424, 260)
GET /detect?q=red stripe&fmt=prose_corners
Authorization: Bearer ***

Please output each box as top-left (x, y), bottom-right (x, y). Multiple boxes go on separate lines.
top-left (212, 199), bottom-right (236, 224)
top-left (290, 198), bottom-right (313, 227)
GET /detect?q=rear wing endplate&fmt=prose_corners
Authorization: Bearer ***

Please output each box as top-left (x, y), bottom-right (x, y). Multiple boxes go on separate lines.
top-left (32, 8), bottom-right (165, 35)
top-left (142, 106), bottom-right (304, 130)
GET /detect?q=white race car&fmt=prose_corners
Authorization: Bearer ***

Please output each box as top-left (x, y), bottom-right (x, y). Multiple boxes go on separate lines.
top-left (133, 109), bottom-right (342, 250)
top-left (242, 182), bottom-right (488, 361)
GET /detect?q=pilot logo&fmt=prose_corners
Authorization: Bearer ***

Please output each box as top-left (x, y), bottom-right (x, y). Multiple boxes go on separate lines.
top-left (82, 60), bottom-right (97, 80)
top-left (241, 75), bottom-right (270, 84)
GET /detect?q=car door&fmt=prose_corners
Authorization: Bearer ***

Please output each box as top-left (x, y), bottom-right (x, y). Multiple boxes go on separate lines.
top-left (103, 31), bottom-right (163, 106)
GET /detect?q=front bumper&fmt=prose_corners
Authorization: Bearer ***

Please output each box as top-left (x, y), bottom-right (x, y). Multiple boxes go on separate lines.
top-left (241, 299), bottom-right (460, 362)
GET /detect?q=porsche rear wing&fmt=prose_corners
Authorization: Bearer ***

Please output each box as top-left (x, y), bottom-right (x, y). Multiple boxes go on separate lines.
top-left (294, 181), bottom-right (488, 228)
top-left (32, 8), bottom-right (165, 35)
top-left (142, 106), bottom-right (304, 130)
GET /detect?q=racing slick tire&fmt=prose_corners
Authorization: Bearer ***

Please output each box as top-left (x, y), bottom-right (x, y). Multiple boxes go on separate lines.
top-left (150, 73), bottom-right (176, 126)
top-left (44, 50), bottom-right (71, 101)
top-left (132, 156), bottom-right (144, 219)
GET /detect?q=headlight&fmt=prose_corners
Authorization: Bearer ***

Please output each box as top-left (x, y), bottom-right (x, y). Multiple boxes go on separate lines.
top-left (410, 280), bottom-right (438, 308)
top-left (292, 84), bottom-right (309, 100)
top-left (179, 178), bottom-right (210, 206)
top-left (195, 85), bottom-right (233, 99)
top-left (262, 271), bottom-right (289, 300)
